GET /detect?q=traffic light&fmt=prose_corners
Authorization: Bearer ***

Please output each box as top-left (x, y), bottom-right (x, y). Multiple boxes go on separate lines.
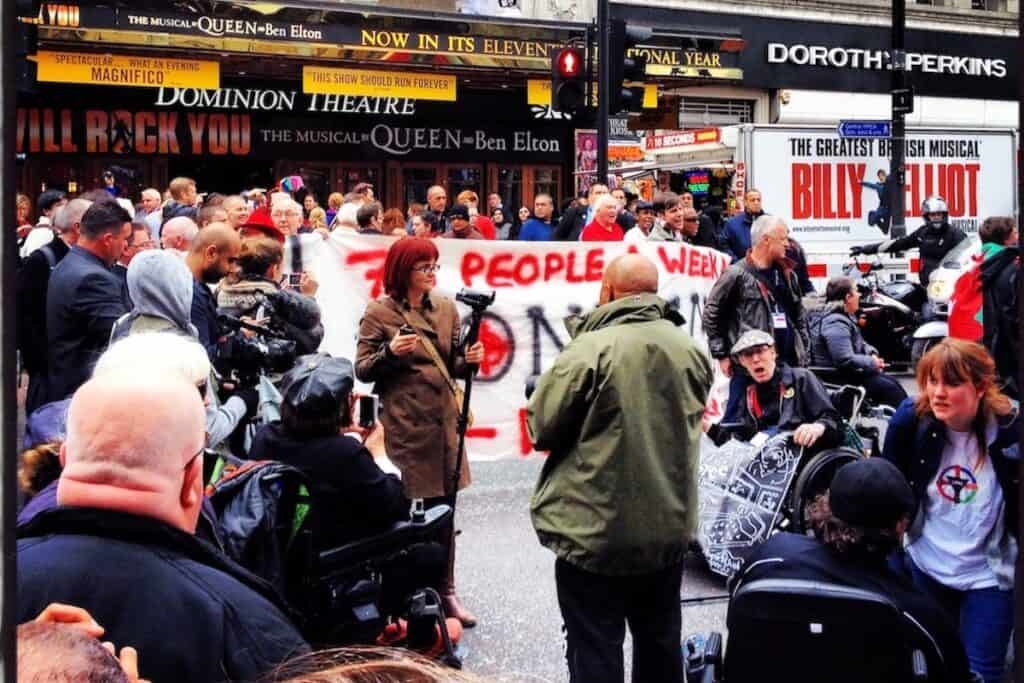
top-left (608, 19), bottom-right (652, 114)
top-left (550, 46), bottom-right (586, 115)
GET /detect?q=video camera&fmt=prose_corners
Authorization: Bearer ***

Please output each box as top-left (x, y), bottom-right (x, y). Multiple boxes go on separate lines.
top-left (455, 288), bottom-right (496, 312)
top-left (217, 313), bottom-right (298, 385)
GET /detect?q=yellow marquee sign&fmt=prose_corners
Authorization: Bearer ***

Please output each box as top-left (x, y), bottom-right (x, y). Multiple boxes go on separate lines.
top-left (303, 66), bottom-right (457, 101)
top-left (527, 80), bottom-right (658, 108)
top-left (36, 51), bottom-right (220, 89)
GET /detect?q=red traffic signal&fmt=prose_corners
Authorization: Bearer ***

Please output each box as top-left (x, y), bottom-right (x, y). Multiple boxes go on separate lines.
top-left (556, 47), bottom-right (582, 78)
top-left (551, 47), bottom-right (586, 114)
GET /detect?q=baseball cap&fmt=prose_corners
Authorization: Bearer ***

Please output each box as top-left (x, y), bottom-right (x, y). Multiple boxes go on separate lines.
top-left (731, 329), bottom-right (776, 356)
top-left (829, 458), bottom-right (916, 528)
top-left (448, 204), bottom-right (470, 221)
top-left (279, 353), bottom-right (354, 416)
top-left (635, 200), bottom-right (654, 212)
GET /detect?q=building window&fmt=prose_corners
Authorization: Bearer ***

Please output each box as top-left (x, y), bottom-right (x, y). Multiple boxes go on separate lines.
top-left (679, 98), bottom-right (754, 128)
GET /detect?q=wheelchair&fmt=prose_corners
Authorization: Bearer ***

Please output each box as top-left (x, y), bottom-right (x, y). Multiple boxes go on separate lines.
top-left (684, 577), bottom-right (977, 683)
top-left (204, 454), bottom-right (462, 666)
top-left (698, 382), bottom-right (870, 577)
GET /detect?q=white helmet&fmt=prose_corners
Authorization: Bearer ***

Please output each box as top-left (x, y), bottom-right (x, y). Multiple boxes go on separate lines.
top-left (921, 196), bottom-right (948, 228)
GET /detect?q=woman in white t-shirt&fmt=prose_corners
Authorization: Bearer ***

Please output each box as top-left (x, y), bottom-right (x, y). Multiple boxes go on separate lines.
top-left (881, 338), bottom-right (1018, 683)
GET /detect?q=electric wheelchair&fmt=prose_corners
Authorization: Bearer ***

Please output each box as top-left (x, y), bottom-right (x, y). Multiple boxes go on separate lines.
top-left (204, 454), bottom-right (462, 666)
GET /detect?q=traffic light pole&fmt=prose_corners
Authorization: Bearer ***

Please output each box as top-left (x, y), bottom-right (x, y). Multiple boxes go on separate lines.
top-left (596, 0), bottom-right (609, 185)
top-left (889, 0), bottom-right (907, 238)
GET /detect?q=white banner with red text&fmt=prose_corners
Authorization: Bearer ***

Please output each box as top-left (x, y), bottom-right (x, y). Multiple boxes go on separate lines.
top-left (308, 233), bottom-right (729, 460)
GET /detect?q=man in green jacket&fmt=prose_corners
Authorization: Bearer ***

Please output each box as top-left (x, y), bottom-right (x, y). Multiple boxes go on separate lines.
top-left (527, 253), bottom-right (712, 683)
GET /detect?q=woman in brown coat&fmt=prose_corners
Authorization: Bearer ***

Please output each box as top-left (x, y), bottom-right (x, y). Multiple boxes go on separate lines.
top-left (355, 237), bottom-right (484, 627)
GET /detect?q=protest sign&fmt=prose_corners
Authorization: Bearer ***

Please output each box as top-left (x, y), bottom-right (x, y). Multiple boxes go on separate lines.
top-left (309, 234), bottom-right (729, 460)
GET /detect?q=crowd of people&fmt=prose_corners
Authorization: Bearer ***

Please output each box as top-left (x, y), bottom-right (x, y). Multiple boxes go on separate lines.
top-left (11, 171), bottom-right (1020, 683)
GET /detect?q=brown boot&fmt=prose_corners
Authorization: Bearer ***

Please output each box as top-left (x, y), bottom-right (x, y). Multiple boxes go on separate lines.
top-left (441, 592), bottom-right (477, 628)
top-left (442, 530), bottom-right (477, 628)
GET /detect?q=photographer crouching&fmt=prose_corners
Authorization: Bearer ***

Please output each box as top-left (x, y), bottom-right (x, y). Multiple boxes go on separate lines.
top-left (355, 237), bottom-right (486, 628)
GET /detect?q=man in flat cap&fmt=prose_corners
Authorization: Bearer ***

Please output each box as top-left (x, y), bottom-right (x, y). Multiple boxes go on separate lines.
top-left (717, 329), bottom-right (842, 450)
top-left (730, 458), bottom-right (971, 682)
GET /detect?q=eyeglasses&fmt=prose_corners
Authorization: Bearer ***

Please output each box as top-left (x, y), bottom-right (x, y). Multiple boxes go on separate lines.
top-left (184, 432), bottom-right (209, 471)
top-left (412, 264), bottom-right (441, 274)
top-left (683, 218), bottom-right (699, 223)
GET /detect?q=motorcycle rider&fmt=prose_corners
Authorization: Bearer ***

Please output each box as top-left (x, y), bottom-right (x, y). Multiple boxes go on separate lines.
top-left (850, 196), bottom-right (967, 287)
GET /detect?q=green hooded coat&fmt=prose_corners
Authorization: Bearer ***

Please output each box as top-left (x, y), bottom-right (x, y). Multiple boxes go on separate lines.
top-left (528, 293), bottom-right (712, 576)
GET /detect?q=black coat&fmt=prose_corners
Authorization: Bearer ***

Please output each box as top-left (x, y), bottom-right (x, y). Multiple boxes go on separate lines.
top-left (250, 424), bottom-right (410, 547)
top-left (553, 204), bottom-right (587, 241)
top-left (980, 246), bottom-right (1018, 398)
top-left (732, 532), bottom-right (970, 683)
top-left (45, 246), bottom-right (129, 401)
top-left (16, 236), bottom-right (69, 373)
top-left (736, 365), bottom-right (843, 449)
top-left (702, 258), bottom-right (809, 364)
top-left (861, 221), bottom-right (967, 286)
top-left (192, 278), bottom-right (221, 361)
top-left (17, 508), bottom-right (308, 683)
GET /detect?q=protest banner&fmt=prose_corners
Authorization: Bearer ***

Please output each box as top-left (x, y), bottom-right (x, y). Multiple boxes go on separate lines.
top-left (308, 234), bottom-right (729, 460)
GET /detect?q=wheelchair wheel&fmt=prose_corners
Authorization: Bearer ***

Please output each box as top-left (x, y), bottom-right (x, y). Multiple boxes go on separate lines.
top-left (785, 447), bottom-right (863, 534)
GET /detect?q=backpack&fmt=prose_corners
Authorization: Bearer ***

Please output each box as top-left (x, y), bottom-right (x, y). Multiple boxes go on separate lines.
top-left (204, 455), bottom-right (313, 595)
top-left (947, 256), bottom-right (985, 343)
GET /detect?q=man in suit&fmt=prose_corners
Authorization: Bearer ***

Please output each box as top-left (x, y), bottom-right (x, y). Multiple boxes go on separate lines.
top-left (46, 200), bottom-right (132, 402)
top-left (17, 198), bottom-right (91, 415)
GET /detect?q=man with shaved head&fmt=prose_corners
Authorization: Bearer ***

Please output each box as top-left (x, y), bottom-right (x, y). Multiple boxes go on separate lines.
top-left (185, 222), bottom-right (241, 358)
top-left (527, 253), bottom-right (712, 683)
top-left (17, 371), bottom-right (308, 682)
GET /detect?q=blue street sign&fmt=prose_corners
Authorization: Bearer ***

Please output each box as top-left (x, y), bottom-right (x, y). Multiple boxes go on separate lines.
top-left (837, 120), bottom-right (892, 138)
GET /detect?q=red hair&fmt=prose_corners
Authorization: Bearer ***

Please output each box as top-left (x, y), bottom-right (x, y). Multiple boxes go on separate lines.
top-left (383, 237), bottom-right (439, 301)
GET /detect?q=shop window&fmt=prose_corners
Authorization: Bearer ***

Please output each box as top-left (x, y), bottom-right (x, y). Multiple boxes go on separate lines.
top-left (494, 167), bottom-right (523, 217)
top-left (401, 165), bottom-right (439, 209)
top-left (445, 165), bottom-right (483, 201)
top-left (679, 98), bottom-right (754, 128)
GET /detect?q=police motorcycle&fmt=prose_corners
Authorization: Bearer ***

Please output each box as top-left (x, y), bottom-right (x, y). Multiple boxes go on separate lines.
top-left (830, 256), bottom-right (926, 373)
top-left (909, 235), bottom-right (981, 366)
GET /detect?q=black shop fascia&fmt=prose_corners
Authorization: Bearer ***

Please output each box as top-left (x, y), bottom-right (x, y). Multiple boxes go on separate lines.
top-left (16, 77), bottom-right (573, 198)
top-left (611, 5), bottom-right (1016, 101)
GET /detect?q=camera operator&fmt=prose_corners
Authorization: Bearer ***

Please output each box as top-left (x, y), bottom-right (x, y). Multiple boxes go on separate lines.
top-left (731, 458), bottom-right (971, 683)
top-left (110, 250), bottom-right (257, 449)
top-left (216, 237), bottom-right (324, 356)
top-left (355, 237), bottom-right (485, 628)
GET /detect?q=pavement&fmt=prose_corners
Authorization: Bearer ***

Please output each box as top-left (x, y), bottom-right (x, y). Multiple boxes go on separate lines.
top-left (456, 457), bottom-right (727, 683)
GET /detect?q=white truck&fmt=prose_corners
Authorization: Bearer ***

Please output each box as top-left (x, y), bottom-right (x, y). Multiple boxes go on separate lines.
top-left (731, 123), bottom-right (1019, 290)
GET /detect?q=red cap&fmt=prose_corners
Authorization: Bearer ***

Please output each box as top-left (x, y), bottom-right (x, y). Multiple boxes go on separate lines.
top-left (240, 207), bottom-right (286, 243)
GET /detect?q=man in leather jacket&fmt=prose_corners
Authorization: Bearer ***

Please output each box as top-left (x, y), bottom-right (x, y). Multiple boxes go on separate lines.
top-left (851, 196), bottom-right (967, 286)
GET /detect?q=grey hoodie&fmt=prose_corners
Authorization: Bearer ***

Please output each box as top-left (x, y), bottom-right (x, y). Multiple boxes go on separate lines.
top-left (109, 249), bottom-right (246, 447)
top-left (114, 250), bottom-right (197, 338)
